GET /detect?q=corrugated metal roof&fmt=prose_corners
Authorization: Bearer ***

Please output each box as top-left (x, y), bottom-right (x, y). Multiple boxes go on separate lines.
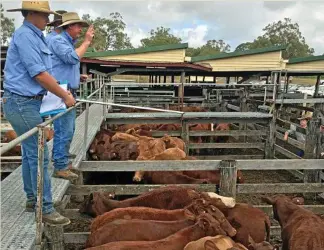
top-left (84, 43), bottom-right (188, 58)
top-left (288, 55), bottom-right (324, 64)
top-left (191, 45), bottom-right (286, 63)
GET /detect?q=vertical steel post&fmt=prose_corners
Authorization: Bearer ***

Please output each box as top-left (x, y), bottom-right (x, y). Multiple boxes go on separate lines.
top-left (35, 125), bottom-right (45, 250)
top-left (83, 102), bottom-right (90, 160)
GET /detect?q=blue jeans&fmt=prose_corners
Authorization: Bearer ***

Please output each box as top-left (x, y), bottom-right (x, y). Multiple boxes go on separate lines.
top-left (52, 108), bottom-right (76, 170)
top-left (2, 90), bottom-right (54, 214)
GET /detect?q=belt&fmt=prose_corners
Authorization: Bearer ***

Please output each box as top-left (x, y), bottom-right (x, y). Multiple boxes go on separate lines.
top-left (9, 91), bottom-right (44, 101)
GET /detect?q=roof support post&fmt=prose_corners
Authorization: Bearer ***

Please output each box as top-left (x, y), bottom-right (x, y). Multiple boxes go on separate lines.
top-left (314, 75), bottom-right (321, 98)
top-left (180, 71), bottom-right (185, 110)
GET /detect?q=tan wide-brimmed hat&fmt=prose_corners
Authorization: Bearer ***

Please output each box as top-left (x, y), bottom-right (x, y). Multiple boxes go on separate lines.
top-left (7, 1), bottom-right (58, 15)
top-left (47, 10), bottom-right (67, 26)
top-left (298, 111), bottom-right (313, 120)
top-left (58, 12), bottom-right (89, 28)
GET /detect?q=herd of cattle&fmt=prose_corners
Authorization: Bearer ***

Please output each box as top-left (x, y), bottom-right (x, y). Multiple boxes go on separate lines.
top-left (87, 123), bottom-right (240, 185)
top-left (78, 186), bottom-right (324, 250)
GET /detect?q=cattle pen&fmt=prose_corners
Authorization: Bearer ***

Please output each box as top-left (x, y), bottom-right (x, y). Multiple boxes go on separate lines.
top-left (1, 66), bottom-right (324, 250)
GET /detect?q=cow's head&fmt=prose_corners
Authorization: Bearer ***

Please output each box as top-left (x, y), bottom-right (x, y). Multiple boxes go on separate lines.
top-left (262, 195), bottom-right (297, 226)
top-left (78, 193), bottom-right (97, 217)
top-left (206, 205), bottom-right (237, 237)
top-left (198, 213), bottom-right (235, 237)
top-left (78, 192), bottom-right (114, 217)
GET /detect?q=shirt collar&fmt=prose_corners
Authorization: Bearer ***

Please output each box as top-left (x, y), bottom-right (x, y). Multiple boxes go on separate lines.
top-left (62, 31), bottom-right (77, 45)
top-left (49, 29), bottom-right (58, 36)
top-left (23, 20), bottom-right (44, 38)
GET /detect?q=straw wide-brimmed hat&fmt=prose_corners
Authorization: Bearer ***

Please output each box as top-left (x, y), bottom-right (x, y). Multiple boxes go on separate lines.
top-left (47, 10), bottom-right (67, 26)
top-left (298, 111), bottom-right (313, 120)
top-left (58, 12), bottom-right (89, 28)
top-left (7, 1), bottom-right (58, 15)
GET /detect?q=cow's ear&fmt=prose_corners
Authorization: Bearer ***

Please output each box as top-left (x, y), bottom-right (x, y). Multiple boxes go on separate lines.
top-left (204, 240), bottom-right (219, 250)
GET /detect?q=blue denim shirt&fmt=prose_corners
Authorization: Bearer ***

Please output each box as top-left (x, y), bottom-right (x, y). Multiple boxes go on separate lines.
top-left (4, 20), bottom-right (53, 96)
top-left (45, 29), bottom-right (58, 44)
top-left (47, 31), bottom-right (80, 89)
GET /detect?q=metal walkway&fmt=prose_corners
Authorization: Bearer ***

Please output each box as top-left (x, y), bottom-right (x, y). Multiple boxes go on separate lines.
top-left (1, 104), bottom-right (104, 250)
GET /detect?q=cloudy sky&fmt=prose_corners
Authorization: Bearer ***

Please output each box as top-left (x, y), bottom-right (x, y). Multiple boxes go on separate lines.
top-left (2, 1), bottom-right (324, 55)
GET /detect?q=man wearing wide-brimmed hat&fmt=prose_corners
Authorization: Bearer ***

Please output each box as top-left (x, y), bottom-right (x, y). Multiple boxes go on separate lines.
top-left (45, 10), bottom-right (67, 44)
top-left (3, 1), bottom-right (74, 225)
top-left (47, 12), bottom-right (94, 182)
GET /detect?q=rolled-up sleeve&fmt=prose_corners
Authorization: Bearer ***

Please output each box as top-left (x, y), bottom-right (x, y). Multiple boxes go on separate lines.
top-left (51, 37), bottom-right (80, 65)
top-left (15, 33), bottom-right (47, 78)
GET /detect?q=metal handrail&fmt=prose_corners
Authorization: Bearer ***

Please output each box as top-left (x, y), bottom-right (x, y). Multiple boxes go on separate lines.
top-left (0, 104), bottom-right (81, 155)
top-left (0, 81), bottom-right (104, 156)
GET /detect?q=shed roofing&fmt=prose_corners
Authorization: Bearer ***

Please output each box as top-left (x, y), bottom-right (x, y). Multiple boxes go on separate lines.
top-left (84, 43), bottom-right (188, 58)
top-left (288, 55), bottom-right (324, 64)
top-left (191, 45), bottom-right (286, 63)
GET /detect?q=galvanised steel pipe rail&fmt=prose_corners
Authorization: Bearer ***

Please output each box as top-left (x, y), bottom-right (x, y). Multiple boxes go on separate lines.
top-left (0, 104), bottom-right (81, 156)
top-left (0, 79), bottom-right (105, 156)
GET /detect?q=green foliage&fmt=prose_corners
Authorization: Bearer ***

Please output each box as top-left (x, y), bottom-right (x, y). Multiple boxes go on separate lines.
top-left (235, 18), bottom-right (314, 59)
top-left (140, 26), bottom-right (182, 47)
top-left (1, 4), bottom-right (15, 45)
top-left (76, 12), bottom-right (133, 51)
top-left (186, 39), bottom-right (231, 57)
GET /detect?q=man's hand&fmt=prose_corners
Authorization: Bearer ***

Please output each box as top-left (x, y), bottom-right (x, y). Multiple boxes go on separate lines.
top-left (80, 74), bottom-right (89, 82)
top-left (320, 125), bottom-right (324, 133)
top-left (85, 25), bottom-right (95, 43)
top-left (63, 91), bottom-right (76, 107)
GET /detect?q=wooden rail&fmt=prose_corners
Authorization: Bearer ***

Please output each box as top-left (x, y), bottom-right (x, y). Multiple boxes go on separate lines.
top-left (72, 159), bottom-right (324, 197)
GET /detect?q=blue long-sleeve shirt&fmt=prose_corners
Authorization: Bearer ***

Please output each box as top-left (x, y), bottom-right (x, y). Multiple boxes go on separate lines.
top-left (45, 29), bottom-right (58, 44)
top-left (4, 20), bottom-right (53, 96)
top-left (47, 31), bottom-right (80, 89)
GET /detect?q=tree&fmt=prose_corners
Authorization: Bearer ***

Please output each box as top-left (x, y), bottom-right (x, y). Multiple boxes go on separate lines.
top-left (76, 12), bottom-right (133, 51)
top-left (1, 4), bottom-right (15, 45)
top-left (140, 27), bottom-right (182, 47)
top-left (235, 18), bottom-right (314, 58)
top-left (186, 39), bottom-right (231, 57)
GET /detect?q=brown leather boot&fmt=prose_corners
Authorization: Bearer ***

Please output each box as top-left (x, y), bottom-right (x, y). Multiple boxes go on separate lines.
top-left (42, 211), bottom-right (70, 225)
top-left (53, 165), bottom-right (78, 182)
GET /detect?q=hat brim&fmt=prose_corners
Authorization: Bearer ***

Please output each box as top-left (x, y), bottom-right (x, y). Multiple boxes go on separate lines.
top-left (298, 115), bottom-right (312, 120)
top-left (58, 20), bottom-right (89, 28)
top-left (47, 19), bottom-right (62, 26)
top-left (7, 7), bottom-right (58, 15)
